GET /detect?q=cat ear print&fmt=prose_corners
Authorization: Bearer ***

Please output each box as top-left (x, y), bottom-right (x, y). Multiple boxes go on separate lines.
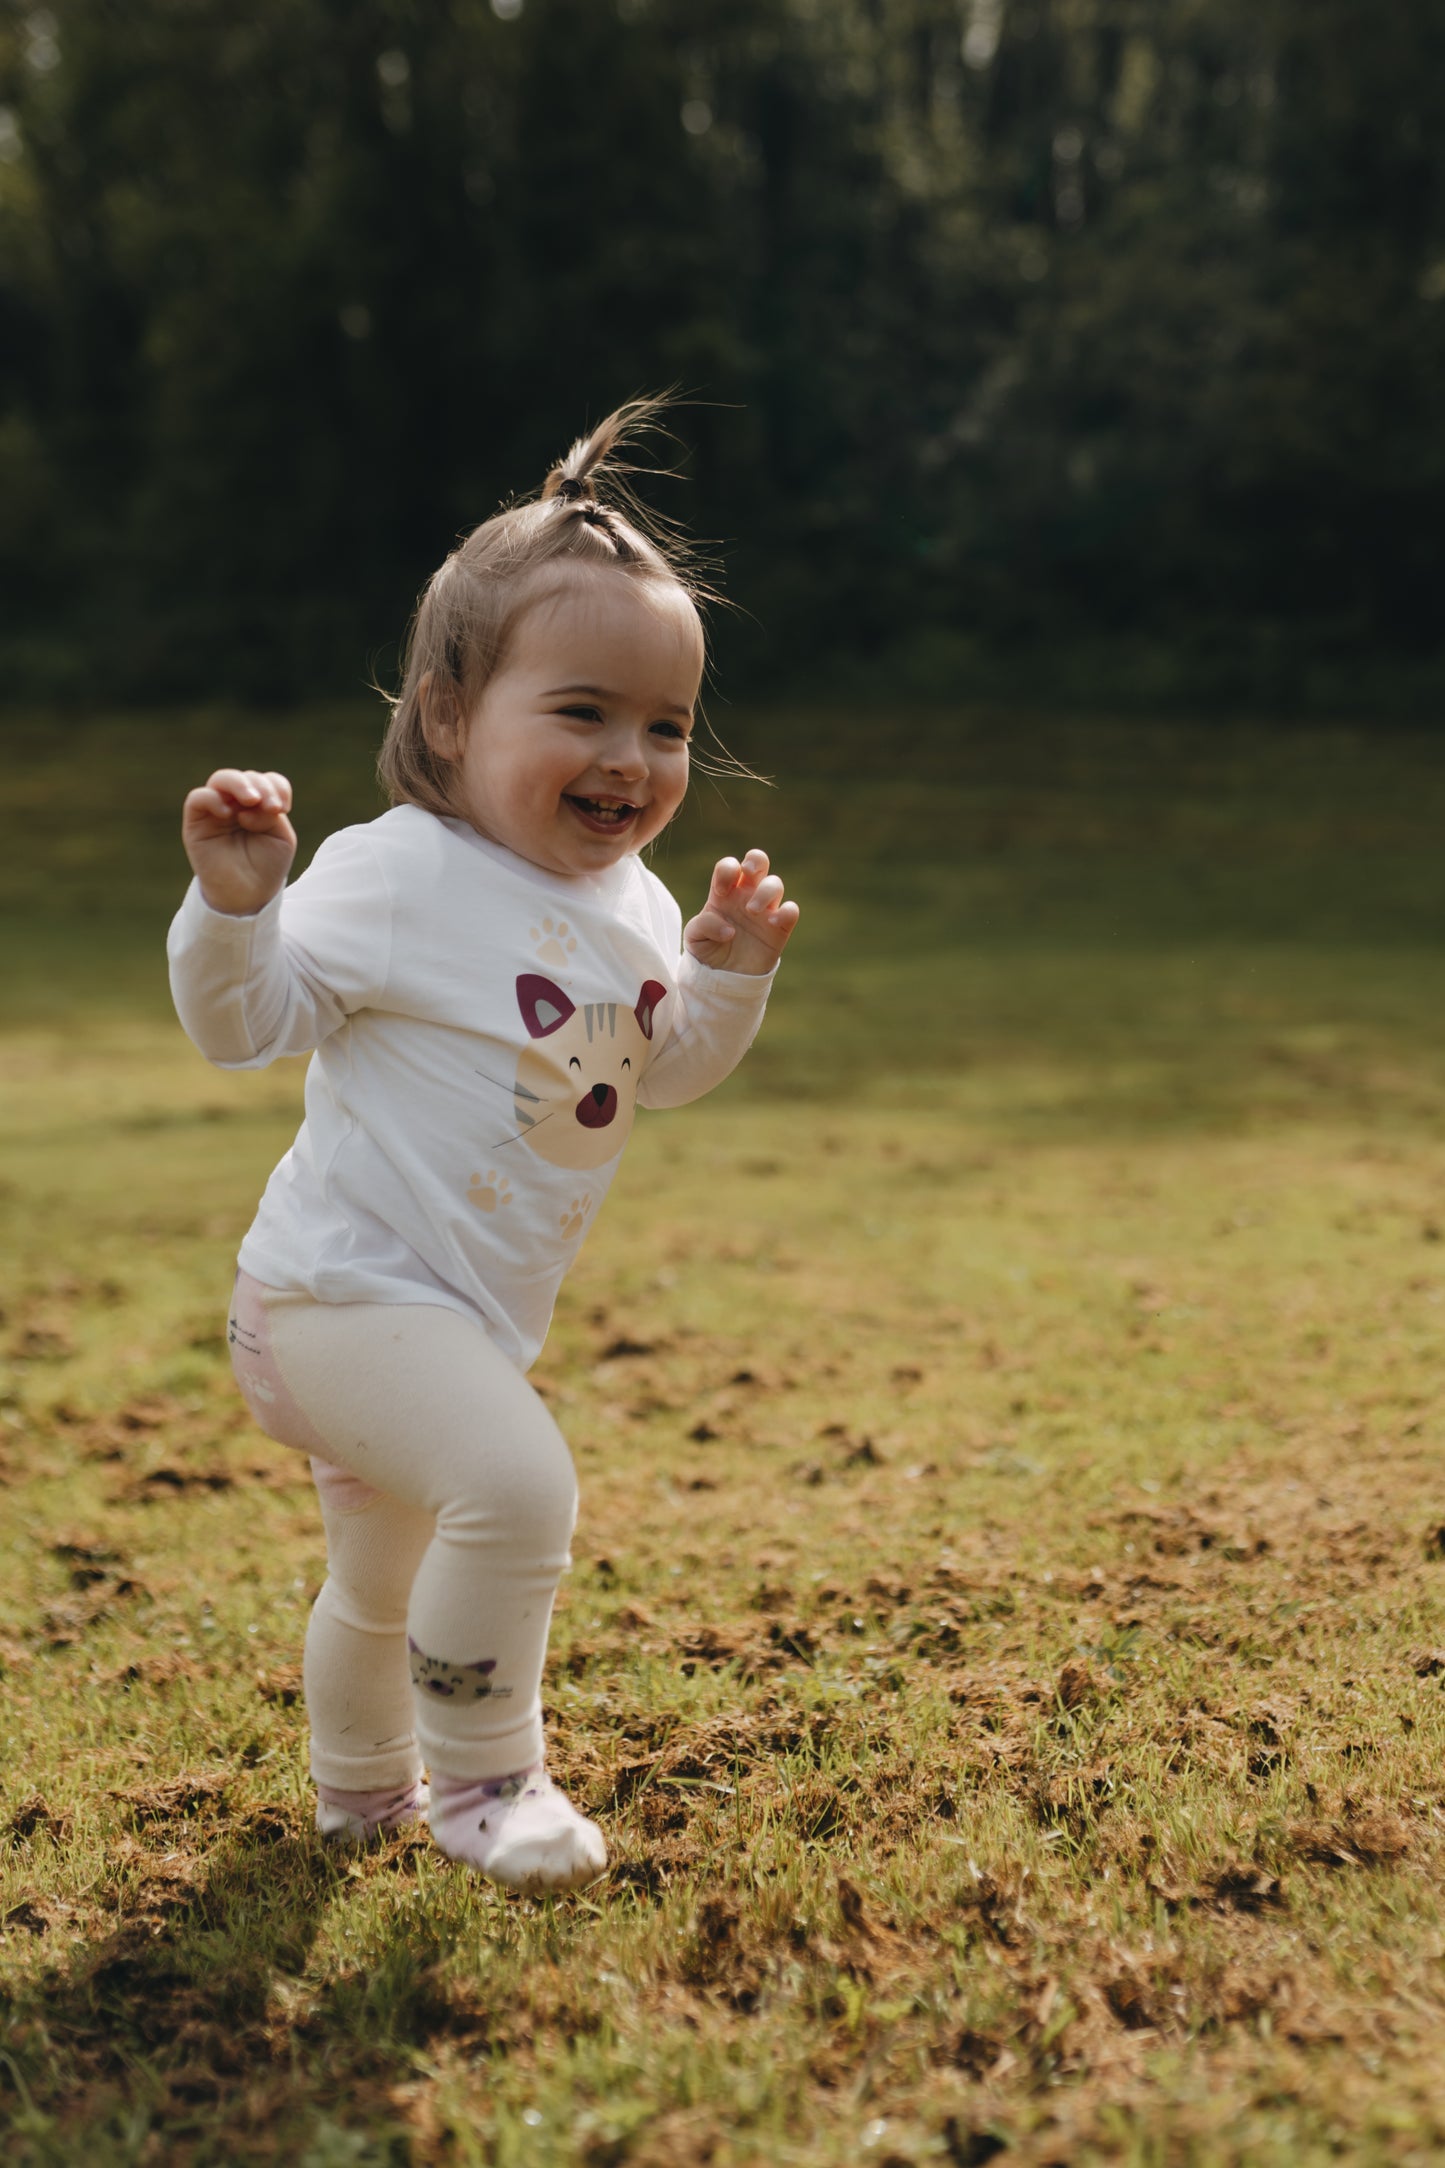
top-left (635, 980), bottom-right (667, 1041)
top-left (517, 974), bottom-right (577, 1039)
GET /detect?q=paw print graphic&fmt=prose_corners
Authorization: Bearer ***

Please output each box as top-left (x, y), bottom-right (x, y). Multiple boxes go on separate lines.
top-left (560, 1196), bottom-right (593, 1241)
top-left (531, 916), bottom-right (578, 971)
top-left (468, 1170), bottom-right (512, 1213)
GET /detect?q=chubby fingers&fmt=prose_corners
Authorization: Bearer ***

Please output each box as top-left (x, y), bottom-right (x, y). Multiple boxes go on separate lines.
top-left (705, 848), bottom-right (770, 904)
top-left (687, 906), bottom-right (738, 950)
top-left (186, 769), bottom-right (294, 830)
top-left (703, 849), bottom-right (800, 955)
top-left (207, 767), bottom-right (292, 812)
top-left (747, 887), bottom-right (800, 949)
top-left (729, 851), bottom-right (796, 922)
top-left (704, 855), bottom-right (744, 911)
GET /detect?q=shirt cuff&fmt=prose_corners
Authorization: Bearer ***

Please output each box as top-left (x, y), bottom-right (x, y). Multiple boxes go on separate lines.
top-left (167, 877), bottom-right (284, 964)
top-left (677, 949), bottom-right (779, 1000)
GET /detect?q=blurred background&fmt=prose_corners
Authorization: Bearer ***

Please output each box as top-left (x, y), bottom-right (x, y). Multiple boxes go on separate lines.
top-left (6, 0), bottom-right (1445, 1150)
top-left (2, 0), bottom-right (1443, 716)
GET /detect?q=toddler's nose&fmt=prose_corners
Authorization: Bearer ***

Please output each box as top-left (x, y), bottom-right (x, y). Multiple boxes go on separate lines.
top-left (601, 736), bottom-right (647, 779)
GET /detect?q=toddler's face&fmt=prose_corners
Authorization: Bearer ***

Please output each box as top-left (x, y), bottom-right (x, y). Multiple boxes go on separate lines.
top-left (452, 573), bottom-right (701, 878)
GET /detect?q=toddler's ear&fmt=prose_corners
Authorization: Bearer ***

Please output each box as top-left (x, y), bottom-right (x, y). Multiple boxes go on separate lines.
top-left (418, 670), bottom-right (465, 761)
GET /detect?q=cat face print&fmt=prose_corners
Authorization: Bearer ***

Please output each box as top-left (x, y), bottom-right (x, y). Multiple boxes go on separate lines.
top-left (408, 1642), bottom-right (500, 1701)
top-left (512, 973), bottom-right (666, 1170)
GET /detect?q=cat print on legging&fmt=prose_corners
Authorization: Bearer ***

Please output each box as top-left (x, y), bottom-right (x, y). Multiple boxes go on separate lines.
top-left (408, 1642), bottom-right (508, 1701)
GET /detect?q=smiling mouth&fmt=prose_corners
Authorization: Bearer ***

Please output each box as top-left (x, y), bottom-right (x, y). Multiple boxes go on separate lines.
top-left (565, 795), bottom-right (640, 830)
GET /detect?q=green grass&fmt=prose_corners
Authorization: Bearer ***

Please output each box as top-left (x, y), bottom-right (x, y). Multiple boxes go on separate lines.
top-left (7, 705), bottom-right (1445, 2163)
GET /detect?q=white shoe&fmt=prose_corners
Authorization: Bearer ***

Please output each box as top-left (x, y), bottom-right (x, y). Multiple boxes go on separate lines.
top-left (429, 1767), bottom-right (607, 1892)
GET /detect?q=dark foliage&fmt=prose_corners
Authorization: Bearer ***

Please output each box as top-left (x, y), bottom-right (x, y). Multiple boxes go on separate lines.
top-left (1, 0), bottom-right (1442, 702)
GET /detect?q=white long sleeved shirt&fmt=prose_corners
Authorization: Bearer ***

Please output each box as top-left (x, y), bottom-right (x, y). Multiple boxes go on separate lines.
top-left (167, 806), bottom-right (775, 1369)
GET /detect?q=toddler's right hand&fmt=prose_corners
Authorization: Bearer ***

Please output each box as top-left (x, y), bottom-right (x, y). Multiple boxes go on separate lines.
top-left (182, 769), bottom-right (297, 917)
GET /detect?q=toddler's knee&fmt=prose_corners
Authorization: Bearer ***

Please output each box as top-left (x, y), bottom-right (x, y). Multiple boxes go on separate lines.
top-left (440, 1446), bottom-right (577, 1564)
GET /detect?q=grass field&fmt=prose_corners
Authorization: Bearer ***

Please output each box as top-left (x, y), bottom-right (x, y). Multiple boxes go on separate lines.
top-left (7, 705), bottom-right (1445, 2164)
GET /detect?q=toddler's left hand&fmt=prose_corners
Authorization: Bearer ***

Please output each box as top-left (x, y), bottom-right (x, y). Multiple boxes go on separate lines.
top-left (684, 850), bottom-right (799, 975)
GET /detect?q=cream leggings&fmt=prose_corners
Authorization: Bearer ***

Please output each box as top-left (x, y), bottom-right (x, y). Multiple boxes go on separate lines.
top-left (229, 1272), bottom-right (577, 1789)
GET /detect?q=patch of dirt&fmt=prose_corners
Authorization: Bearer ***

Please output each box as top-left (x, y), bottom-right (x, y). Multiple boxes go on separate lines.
top-left (669, 1621), bottom-right (816, 1680)
top-left (3, 1892), bottom-right (76, 1935)
top-left (678, 1893), bottom-right (768, 2009)
top-left (64, 1391), bottom-right (193, 1462)
top-left (109, 1771), bottom-right (232, 1830)
top-left (10, 1319), bottom-right (76, 1363)
top-left (941, 2120), bottom-right (1009, 2165)
top-left (583, 2107), bottom-right (726, 2168)
top-left (5, 1793), bottom-right (72, 1846)
top-left (103, 1649), bottom-right (204, 1688)
top-left (50, 1532), bottom-right (124, 1586)
top-left (112, 1451), bottom-right (310, 1503)
top-left (1037, 1761), bottom-right (1119, 1835)
top-left (1055, 1657), bottom-right (1111, 1711)
top-left (255, 1664), bottom-right (304, 1707)
top-left (955, 1863), bottom-right (1033, 1951)
top-left (1289, 1809), bottom-right (1412, 1867)
top-left (36, 1569), bottom-right (148, 1648)
top-left (671, 1871), bottom-right (913, 2020)
top-left (1200, 1862), bottom-right (1285, 1914)
top-left (124, 1464), bottom-right (236, 1499)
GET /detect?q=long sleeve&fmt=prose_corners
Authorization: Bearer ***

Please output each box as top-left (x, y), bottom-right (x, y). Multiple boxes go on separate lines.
top-left (637, 951), bottom-right (777, 1110)
top-left (166, 828), bottom-right (392, 1069)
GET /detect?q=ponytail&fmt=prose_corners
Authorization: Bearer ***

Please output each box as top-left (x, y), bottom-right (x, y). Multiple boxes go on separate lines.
top-left (378, 395), bottom-right (721, 815)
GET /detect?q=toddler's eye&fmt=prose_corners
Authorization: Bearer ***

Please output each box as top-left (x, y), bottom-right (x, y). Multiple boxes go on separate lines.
top-left (560, 704), bottom-right (603, 723)
top-left (650, 719), bottom-right (689, 741)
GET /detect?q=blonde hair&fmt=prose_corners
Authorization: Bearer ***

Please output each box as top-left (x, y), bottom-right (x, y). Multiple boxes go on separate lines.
top-left (378, 397), bottom-right (713, 817)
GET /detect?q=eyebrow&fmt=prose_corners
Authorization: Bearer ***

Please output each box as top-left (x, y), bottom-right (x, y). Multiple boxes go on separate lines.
top-left (544, 683), bottom-right (695, 720)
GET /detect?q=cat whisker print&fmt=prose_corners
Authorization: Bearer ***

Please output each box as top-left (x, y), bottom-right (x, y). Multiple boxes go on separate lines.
top-left (476, 1061), bottom-right (553, 1149)
top-left (474, 1058), bottom-right (562, 1151)
top-left (490, 1108), bottom-right (560, 1152)
top-left (471, 1062), bottom-right (519, 1096)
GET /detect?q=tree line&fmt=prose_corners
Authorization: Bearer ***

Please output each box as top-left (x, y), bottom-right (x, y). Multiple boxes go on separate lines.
top-left (2, 0), bottom-right (1442, 708)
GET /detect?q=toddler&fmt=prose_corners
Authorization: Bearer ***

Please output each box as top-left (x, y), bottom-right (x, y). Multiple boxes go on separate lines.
top-left (167, 403), bottom-right (797, 1891)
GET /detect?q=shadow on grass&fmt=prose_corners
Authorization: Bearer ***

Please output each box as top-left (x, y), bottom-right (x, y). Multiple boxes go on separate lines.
top-left (0, 1799), bottom-right (463, 2162)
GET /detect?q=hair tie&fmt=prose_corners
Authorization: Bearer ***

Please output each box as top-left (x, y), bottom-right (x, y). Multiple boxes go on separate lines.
top-left (556, 476), bottom-right (587, 503)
